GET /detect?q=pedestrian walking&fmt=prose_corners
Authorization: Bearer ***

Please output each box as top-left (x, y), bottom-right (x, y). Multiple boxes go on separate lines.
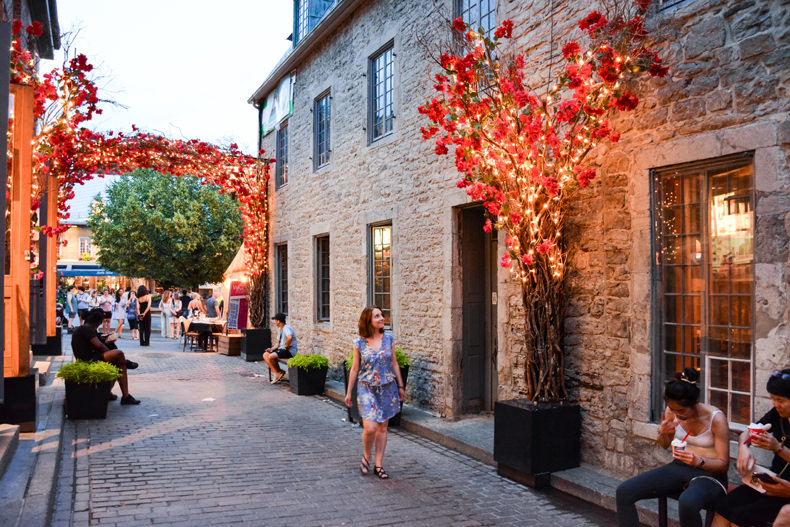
top-left (99, 289), bottom-right (113, 334)
top-left (66, 285), bottom-right (79, 331)
top-left (344, 306), bottom-right (406, 480)
top-left (126, 291), bottom-right (139, 340)
top-left (616, 368), bottom-right (729, 527)
top-left (76, 286), bottom-right (90, 323)
top-left (136, 285), bottom-right (152, 346)
top-left (160, 290), bottom-right (173, 338)
top-left (112, 289), bottom-right (126, 338)
top-left (171, 294), bottom-right (182, 339)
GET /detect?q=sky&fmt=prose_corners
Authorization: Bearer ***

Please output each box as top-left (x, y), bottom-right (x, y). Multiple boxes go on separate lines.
top-left (48, 1), bottom-right (294, 155)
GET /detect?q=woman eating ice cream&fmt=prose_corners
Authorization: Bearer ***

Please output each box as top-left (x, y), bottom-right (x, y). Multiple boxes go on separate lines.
top-left (617, 368), bottom-right (730, 527)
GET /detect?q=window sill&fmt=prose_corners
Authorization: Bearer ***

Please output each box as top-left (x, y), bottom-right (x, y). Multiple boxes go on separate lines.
top-left (368, 130), bottom-right (396, 149)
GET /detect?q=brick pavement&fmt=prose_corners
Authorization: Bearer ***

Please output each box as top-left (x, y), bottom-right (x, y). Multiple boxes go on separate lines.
top-left (51, 338), bottom-right (616, 526)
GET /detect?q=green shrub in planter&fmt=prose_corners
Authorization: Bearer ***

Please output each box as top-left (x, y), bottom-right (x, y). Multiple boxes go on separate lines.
top-left (287, 354), bottom-right (329, 395)
top-left (57, 360), bottom-right (122, 384)
top-left (58, 361), bottom-right (122, 419)
top-left (287, 354), bottom-right (330, 371)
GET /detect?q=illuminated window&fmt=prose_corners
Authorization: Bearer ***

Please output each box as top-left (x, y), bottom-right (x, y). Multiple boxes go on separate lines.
top-left (651, 153), bottom-right (754, 425)
top-left (368, 224), bottom-right (392, 327)
top-left (78, 237), bottom-right (93, 258)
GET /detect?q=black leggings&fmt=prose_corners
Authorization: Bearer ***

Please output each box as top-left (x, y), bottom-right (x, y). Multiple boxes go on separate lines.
top-left (139, 314), bottom-right (151, 346)
top-left (616, 460), bottom-right (726, 527)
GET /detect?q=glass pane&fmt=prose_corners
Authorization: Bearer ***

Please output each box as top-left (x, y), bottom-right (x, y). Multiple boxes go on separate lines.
top-left (709, 295), bottom-right (729, 326)
top-left (683, 295), bottom-right (700, 324)
top-left (665, 267), bottom-right (682, 293)
top-left (663, 208), bottom-right (681, 235)
top-left (731, 328), bottom-right (751, 359)
top-left (684, 326), bottom-right (700, 355)
top-left (731, 296), bottom-right (751, 327)
top-left (708, 325), bottom-right (728, 356)
top-left (731, 393), bottom-right (750, 425)
top-left (685, 204), bottom-right (701, 234)
top-left (708, 389), bottom-right (727, 414)
top-left (709, 359), bottom-right (728, 390)
top-left (684, 174), bottom-right (701, 203)
top-left (664, 325), bottom-right (678, 352)
top-left (664, 297), bottom-right (680, 323)
top-left (664, 236), bottom-right (682, 264)
top-left (685, 266), bottom-right (702, 293)
top-left (731, 265), bottom-right (752, 294)
top-left (662, 176), bottom-right (681, 206)
top-left (732, 361), bottom-right (750, 392)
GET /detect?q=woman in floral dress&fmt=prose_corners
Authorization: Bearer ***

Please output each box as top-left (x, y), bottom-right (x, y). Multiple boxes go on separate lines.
top-left (345, 306), bottom-right (406, 479)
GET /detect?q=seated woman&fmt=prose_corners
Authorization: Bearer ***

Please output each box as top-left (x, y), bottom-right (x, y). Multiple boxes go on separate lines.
top-left (617, 368), bottom-right (729, 527)
top-left (712, 369), bottom-right (790, 527)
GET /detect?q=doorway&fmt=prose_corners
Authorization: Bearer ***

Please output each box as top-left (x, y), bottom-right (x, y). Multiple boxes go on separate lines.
top-left (460, 206), bottom-right (498, 413)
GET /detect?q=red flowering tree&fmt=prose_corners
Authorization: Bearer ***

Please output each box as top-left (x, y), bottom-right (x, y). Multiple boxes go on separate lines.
top-left (419, 0), bottom-right (668, 402)
top-left (11, 22), bottom-right (272, 319)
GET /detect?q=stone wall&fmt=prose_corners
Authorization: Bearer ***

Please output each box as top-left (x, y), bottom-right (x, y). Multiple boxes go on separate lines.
top-left (258, 0), bottom-right (790, 476)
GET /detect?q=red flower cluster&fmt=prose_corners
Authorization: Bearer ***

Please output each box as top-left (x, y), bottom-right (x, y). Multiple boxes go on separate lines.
top-left (494, 20), bottom-right (513, 39)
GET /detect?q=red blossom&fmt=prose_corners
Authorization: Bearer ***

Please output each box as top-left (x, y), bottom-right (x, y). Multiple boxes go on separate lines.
top-left (12, 20), bottom-right (23, 34)
top-left (537, 240), bottom-right (553, 255)
top-left (483, 218), bottom-right (493, 233)
top-left (562, 42), bottom-right (581, 60)
top-left (26, 21), bottom-right (43, 37)
top-left (453, 17), bottom-right (466, 32)
top-left (494, 20), bottom-right (514, 39)
top-left (614, 92), bottom-right (639, 111)
top-left (576, 168), bottom-right (596, 187)
top-left (500, 254), bottom-right (512, 268)
top-left (522, 254), bottom-right (534, 265)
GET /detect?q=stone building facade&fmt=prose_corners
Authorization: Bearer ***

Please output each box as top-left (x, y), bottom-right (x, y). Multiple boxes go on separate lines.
top-left (250, 0), bottom-right (790, 477)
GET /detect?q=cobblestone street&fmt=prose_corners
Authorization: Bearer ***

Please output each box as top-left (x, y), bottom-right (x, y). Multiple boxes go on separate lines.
top-left (50, 337), bottom-right (616, 526)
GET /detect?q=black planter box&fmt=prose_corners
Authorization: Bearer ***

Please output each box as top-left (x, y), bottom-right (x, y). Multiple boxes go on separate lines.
top-left (241, 328), bottom-right (271, 362)
top-left (33, 326), bottom-right (63, 355)
top-left (343, 364), bottom-right (409, 426)
top-left (494, 399), bottom-right (580, 485)
top-left (0, 373), bottom-right (37, 432)
top-left (64, 380), bottom-right (113, 419)
top-left (288, 366), bottom-right (327, 396)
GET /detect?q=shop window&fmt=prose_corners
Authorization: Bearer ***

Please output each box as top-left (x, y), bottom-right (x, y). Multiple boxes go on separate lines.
top-left (651, 152), bottom-right (754, 425)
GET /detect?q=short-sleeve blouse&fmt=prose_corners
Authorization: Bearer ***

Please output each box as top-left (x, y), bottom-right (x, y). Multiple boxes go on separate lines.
top-left (354, 332), bottom-right (395, 386)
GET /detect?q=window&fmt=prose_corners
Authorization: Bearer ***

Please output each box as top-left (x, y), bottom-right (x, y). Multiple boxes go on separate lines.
top-left (276, 122), bottom-right (288, 189)
top-left (369, 224), bottom-right (392, 327)
top-left (457, 0), bottom-right (497, 37)
top-left (78, 237), bottom-right (93, 258)
top-left (370, 45), bottom-right (394, 141)
top-left (316, 235), bottom-right (330, 321)
top-left (314, 92), bottom-right (331, 169)
top-left (276, 244), bottom-right (288, 316)
top-left (296, 0), bottom-right (309, 43)
top-left (651, 153), bottom-right (754, 425)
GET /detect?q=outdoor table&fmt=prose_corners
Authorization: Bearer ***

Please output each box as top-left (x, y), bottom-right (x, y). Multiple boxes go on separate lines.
top-left (183, 319), bottom-right (226, 351)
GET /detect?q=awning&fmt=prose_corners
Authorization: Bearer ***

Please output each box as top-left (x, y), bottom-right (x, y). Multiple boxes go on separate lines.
top-left (57, 264), bottom-right (119, 277)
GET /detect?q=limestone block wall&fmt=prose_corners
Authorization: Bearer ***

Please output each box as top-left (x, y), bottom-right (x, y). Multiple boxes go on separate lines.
top-left (258, 0), bottom-right (790, 476)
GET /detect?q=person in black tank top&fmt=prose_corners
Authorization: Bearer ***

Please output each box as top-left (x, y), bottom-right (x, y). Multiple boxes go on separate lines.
top-left (136, 285), bottom-right (152, 346)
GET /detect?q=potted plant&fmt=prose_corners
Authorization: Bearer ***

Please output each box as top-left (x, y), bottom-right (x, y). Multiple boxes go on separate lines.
top-left (420, 2), bottom-right (667, 486)
top-left (57, 360), bottom-right (122, 419)
top-left (343, 347), bottom-right (410, 426)
top-left (287, 354), bottom-right (329, 395)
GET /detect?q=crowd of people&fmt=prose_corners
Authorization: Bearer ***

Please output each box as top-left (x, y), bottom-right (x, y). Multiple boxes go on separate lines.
top-left (63, 285), bottom-right (221, 346)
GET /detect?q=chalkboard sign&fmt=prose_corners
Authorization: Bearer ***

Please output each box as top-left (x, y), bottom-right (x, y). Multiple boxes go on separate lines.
top-left (227, 281), bottom-right (249, 330)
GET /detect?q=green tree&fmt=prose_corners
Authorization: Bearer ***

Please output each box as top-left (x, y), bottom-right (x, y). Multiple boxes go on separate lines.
top-left (88, 169), bottom-right (243, 288)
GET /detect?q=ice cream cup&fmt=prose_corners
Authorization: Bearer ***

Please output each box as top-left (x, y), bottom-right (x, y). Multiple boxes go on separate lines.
top-left (748, 423), bottom-right (767, 441)
top-left (671, 438), bottom-right (686, 455)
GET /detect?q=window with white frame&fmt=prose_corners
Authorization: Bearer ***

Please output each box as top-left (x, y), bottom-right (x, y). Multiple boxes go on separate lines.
top-left (370, 45), bottom-right (394, 141)
top-left (276, 122), bottom-right (288, 189)
top-left (314, 92), bottom-right (331, 169)
top-left (368, 223), bottom-right (392, 327)
top-left (78, 237), bottom-right (93, 258)
top-left (651, 153), bottom-right (754, 425)
top-left (296, 0), bottom-right (309, 43)
top-left (456, 0), bottom-right (497, 37)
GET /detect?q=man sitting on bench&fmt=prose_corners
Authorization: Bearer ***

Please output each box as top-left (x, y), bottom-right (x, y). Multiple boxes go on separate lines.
top-left (72, 308), bottom-right (141, 405)
top-left (264, 312), bottom-right (297, 384)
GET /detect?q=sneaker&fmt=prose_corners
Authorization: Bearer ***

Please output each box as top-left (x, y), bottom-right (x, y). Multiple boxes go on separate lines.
top-left (108, 392), bottom-right (118, 401)
top-left (125, 360), bottom-right (139, 370)
top-left (271, 371), bottom-right (285, 384)
top-left (120, 395), bottom-right (141, 405)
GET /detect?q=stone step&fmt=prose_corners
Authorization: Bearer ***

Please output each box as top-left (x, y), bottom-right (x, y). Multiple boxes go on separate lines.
top-left (32, 360), bottom-right (51, 386)
top-left (0, 424), bottom-right (20, 480)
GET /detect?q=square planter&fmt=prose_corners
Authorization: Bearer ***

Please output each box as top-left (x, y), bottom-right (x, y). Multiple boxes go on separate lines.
top-left (241, 328), bottom-right (271, 362)
top-left (288, 366), bottom-right (327, 396)
top-left (0, 373), bottom-right (37, 432)
top-left (217, 334), bottom-right (242, 356)
top-left (64, 381), bottom-right (114, 419)
top-left (494, 399), bottom-right (580, 487)
top-left (33, 326), bottom-right (63, 355)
